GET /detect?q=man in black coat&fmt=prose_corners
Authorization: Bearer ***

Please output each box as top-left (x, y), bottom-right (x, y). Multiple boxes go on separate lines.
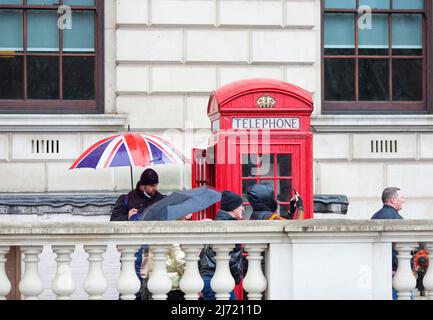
top-left (110, 168), bottom-right (165, 300)
top-left (110, 168), bottom-right (165, 221)
top-left (371, 187), bottom-right (407, 300)
top-left (199, 190), bottom-right (245, 300)
top-left (371, 187), bottom-right (404, 220)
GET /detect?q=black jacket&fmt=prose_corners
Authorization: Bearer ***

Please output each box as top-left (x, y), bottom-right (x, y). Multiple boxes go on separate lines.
top-left (198, 209), bottom-right (245, 284)
top-left (371, 205), bottom-right (403, 220)
top-left (246, 184), bottom-right (278, 220)
top-left (110, 185), bottom-right (166, 221)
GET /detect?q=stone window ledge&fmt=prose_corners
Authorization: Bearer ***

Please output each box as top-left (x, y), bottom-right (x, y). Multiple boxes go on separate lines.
top-left (0, 114), bottom-right (127, 132)
top-left (312, 115), bottom-right (433, 133)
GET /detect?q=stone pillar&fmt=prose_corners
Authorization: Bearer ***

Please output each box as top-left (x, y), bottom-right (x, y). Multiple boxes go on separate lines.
top-left (393, 243), bottom-right (417, 300)
top-left (243, 244), bottom-right (267, 300)
top-left (179, 244), bottom-right (204, 300)
top-left (84, 245), bottom-right (108, 300)
top-left (147, 245), bottom-right (172, 300)
top-left (19, 246), bottom-right (44, 300)
top-left (51, 245), bottom-right (76, 300)
top-left (116, 245), bottom-right (141, 300)
top-left (210, 244), bottom-right (235, 300)
top-left (0, 246), bottom-right (11, 300)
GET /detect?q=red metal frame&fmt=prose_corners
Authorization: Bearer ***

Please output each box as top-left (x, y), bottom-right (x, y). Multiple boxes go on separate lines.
top-left (192, 78), bottom-right (314, 219)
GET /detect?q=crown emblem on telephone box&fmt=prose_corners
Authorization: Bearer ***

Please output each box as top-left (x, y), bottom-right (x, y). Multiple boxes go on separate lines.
top-left (256, 95), bottom-right (276, 108)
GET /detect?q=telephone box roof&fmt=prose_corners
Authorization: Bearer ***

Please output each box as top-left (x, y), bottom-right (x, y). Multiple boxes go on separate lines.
top-left (210, 78), bottom-right (313, 109)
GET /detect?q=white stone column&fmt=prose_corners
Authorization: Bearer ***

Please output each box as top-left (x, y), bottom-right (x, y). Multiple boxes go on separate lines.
top-left (51, 245), bottom-right (76, 300)
top-left (147, 245), bottom-right (172, 300)
top-left (19, 246), bottom-right (44, 300)
top-left (116, 245), bottom-right (141, 300)
top-left (0, 246), bottom-right (11, 300)
top-left (243, 244), bottom-right (267, 300)
top-left (422, 243), bottom-right (433, 300)
top-left (179, 244), bottom-right (204, 300)
top-left (210, 244), bottom-right (235, 300)
top-left (84, 245), bottom-right (108, 300)
top-left (392, 243), bottom-right (417, 300)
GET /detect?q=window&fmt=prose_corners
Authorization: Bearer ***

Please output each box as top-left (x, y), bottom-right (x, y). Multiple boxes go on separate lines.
top-left (322, 0), bottom-right (431, 113)
top-left (0, 0), bottom-right (103, 113)
top-left (241, 153), bottom-right (293, 218)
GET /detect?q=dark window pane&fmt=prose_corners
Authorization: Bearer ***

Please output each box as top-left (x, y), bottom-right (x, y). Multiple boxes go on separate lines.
top-left (0, 56), bottom-right (23, 99)
top-left (258, 154), bottom-right (274, 177)
top-left (325, 59), bottom-right (355, 101)
top-left (277, 179), bottom-right (292, 203)
top-left (63, 56), bottom-right (95, 100)
top-left (279, 204), bottom-right (290, 219)
top-left (277, 154), bottom-right (291, 177)
top-left (27, 56), bottom-right (59, 99)
top-left (242, 154), bottom-right (257, 178)
top-left (359, 59), bottom-right (389, 101)
top-left (242, 180), bottom-right (257, 201)
top-left (392, 59), bottom-right (422, 101)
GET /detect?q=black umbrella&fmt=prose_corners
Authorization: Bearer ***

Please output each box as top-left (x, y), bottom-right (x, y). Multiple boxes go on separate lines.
top-left (141, 186), bottom-right (221, 221)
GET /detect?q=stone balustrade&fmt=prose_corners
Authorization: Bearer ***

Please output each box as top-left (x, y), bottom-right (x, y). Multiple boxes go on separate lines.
top-left (0, 220), bottom-right (432, 300)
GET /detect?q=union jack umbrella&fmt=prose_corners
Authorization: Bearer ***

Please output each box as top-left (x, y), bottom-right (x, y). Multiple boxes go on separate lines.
top-left (69, 132), bottom-right (189, 189)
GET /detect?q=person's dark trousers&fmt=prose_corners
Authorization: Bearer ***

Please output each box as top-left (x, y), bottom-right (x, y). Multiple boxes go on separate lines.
top-left (200, 275), bottom-right (236, 300)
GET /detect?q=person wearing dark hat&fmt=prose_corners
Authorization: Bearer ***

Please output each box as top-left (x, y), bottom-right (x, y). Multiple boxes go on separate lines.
top-left (198, 190), bottom-right (245, 300)
top-left (110, 168), bottom-right (166, 221)
top-left (110, 168), bottom-right (166, 300)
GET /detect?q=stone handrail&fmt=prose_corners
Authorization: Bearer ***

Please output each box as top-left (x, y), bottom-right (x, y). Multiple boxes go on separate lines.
top-left (1, 220), bottom-right (433, 300)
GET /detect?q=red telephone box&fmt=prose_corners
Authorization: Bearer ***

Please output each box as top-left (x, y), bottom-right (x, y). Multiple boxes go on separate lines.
top-left (192, 78), bottom-right (314, 220)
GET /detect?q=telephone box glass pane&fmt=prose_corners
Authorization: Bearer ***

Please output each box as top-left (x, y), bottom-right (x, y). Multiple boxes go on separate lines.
top-left (277, 180), bottom-right (292, 203)
top-left (242, 180), bottom-right (257, 199)
top-left (258, 154), bottom-right (274, 177)
top-left (242, 154), bottom-right (257, 177)
top-left (279, 204), bottom-right (290, 219)
top-left (277, 154), bottom-right (291, 177)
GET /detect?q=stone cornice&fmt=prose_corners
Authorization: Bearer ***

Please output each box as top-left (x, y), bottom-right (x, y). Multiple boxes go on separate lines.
top-left (311, 115), bottom-right (433, 133)
top-left (0, 114), bottom-right (127, 132)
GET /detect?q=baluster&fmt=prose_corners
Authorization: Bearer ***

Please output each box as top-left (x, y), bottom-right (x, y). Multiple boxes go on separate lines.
top-left (211, 244), bottom-right (235, 300)
top-left (51, 245), bottom-right (76, 300)
top-left (179, 244), bottom-right (204, 300)
top-left (392, 242), bottom-right (417, 300)
top-left (117, 245), bottom-right (141, 300)
top-left (422, 243), bottom-right (433, 300)
top-left (147, 245), bottom-right (172, 300)
top-left (0, 246), bottom-right (11, 300)
top-left (84, 245), bottom-right (108, 300)
top-left (243, 244), bottom-right (267, 300)
top-left (19, 246), bottom-right (44, 300)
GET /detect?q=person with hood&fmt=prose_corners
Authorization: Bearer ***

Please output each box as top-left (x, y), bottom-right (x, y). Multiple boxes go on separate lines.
top-left (198, 190), bottom-right (245, 300)
top-left (246, 183), bottom-right (302, 220)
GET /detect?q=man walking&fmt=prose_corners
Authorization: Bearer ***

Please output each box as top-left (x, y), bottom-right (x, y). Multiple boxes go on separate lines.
top-left (371, 187), bottom-right (405, 220)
